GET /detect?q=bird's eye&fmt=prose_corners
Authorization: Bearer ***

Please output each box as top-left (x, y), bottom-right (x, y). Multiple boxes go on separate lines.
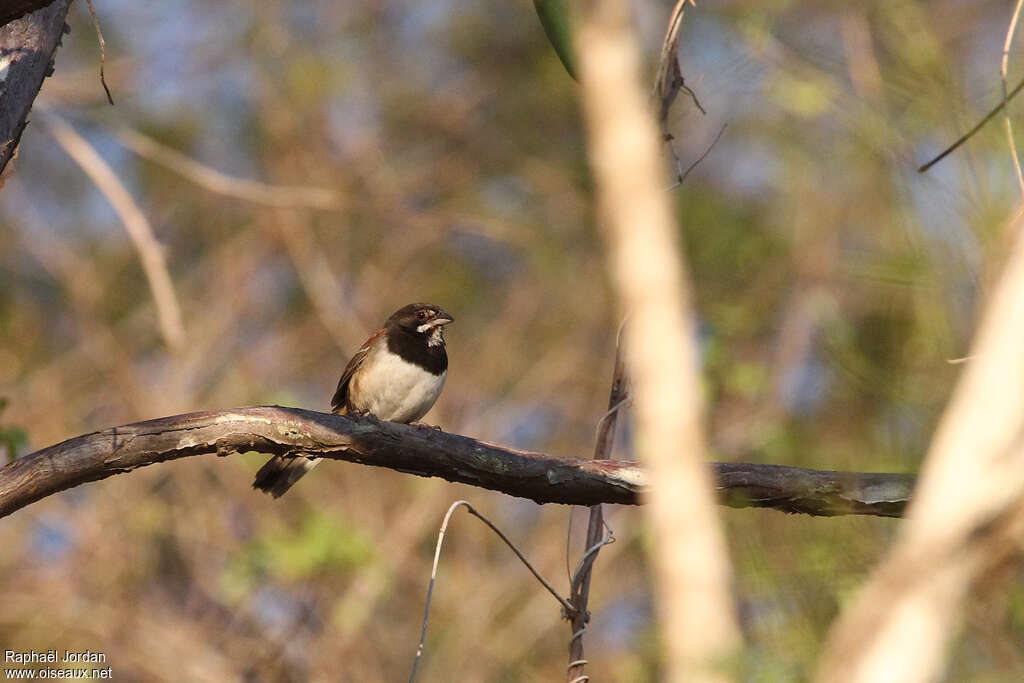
top-left (416, 311), bottom-right (426, 320)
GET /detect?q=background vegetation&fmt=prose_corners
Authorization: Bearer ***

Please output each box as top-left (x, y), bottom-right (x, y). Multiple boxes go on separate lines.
top-left (1, 0), bottom-right (1022, 679)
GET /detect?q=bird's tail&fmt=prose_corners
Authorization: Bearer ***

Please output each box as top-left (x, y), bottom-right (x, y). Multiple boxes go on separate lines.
top-left (252, 455), bottom-right (322, 498)
top-left (253, 405), bottom-right (345, 497)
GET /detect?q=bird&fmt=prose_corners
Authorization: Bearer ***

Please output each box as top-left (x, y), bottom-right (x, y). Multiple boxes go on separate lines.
top-left (253, 303), bottom-right (454, 498)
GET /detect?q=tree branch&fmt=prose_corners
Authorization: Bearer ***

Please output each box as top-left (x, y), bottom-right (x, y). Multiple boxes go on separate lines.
top-left (567, 331), bottom-right (627, 682)
top-left (0, 0), bottom-right (60, 29)
top-left (0, 406), bottom-right (915, 519)
top-left (0, 0), bottom-right (72, 178)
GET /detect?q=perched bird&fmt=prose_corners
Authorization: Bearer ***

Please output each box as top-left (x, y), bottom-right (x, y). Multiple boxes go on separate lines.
top-left (253, 303), bottom-right (454, 497)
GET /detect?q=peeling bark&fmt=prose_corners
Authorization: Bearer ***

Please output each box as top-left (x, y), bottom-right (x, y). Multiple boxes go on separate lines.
top-left (0, 0), bottom-right (72, 177)
top-left (0, 406), bottom-right (916, 519)
top-left (1, 1), bottom-right (61, 28)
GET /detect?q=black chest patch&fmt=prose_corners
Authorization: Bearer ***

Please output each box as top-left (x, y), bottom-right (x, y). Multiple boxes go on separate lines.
top-left (386, 325), bottom-right (448, 376)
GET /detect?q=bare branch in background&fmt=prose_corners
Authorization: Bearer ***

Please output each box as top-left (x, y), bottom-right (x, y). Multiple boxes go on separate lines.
top-left (42, 110), bottom-right (187, 353)
top-left (85, 0), bottom-right (114, 106)
top-left (653, 0), bottom-right (701, 126)
top-left (817, 212), bottom-right (1024, 681)
top-left (572, 0), bottom-right (741, 679)
top-left (917, 75), bottom-right (1024, 173)
top-left (566, 333), bottom-right (628, 683)
top-left (652, 0), bottom-right (716, 186)
top-left (0, 405), bottom-right (917, 520)
top-left (272, 210), bottom-right (361, 353)
top-left (1002, 0), bottom-right (1024, 198)
top-left (0, 0), bottom-right (72, 178)
top-left (112, 126), bottom-right (341, 209)
top-left (670, 122), bottom-right (727, 190)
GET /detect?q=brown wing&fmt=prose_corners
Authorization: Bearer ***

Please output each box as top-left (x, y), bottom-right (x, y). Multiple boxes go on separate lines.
top-left (331, 329), bottom-right (384, 412)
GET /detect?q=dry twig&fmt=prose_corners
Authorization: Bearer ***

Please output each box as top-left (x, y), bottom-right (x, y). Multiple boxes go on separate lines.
top-left (566, 331), bottom-right (627, 683)
top-left (410, 500), bottom-right (573, 682)
top-left (1003, 0), bottom-right (1024, 198)
top-left (42, 110), bottom-right (187, 353)
top-left (652, 0), bottom-right (717, 186)
top-left (653, 0), bottom-right (701, 126)
top-left (85, 0), bottom-right (114, 105)
top-left (918, 75), bottom-right (1024, 173)
top-left (271, 211), bottom-right (360, 353)
top-left (669, 122), bottom-right (727, 190)
top-left (112, 126), bottom-right (340, 209)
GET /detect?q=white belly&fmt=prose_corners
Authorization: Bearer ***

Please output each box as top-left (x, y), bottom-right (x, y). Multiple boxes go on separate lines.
top-left (351, 350), bottom-right (446, 423)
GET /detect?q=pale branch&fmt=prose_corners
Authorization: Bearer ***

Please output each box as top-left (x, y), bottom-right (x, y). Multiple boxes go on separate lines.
top-left (0, 0), bottom-right (72, 177)
top-left (0, 406), bottom-right (915, 519)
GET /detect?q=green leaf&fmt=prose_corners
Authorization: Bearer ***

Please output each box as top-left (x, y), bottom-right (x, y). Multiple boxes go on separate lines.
top-left (533, 0), bottom-right (577, 80)
top-left (0, 397), bottom-right (27, 462)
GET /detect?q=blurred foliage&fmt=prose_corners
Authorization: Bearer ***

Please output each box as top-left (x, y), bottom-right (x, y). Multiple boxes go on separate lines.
top-left (1, 0), bottom-right (1023, 680)
top-left (0, 398), bottom-right (28, 462)
top-left (222, 508), bottom-right (373, 599)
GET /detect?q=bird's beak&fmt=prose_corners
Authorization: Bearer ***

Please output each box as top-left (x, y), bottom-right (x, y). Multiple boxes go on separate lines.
top-left (433, 310), bottom-right (454, 326)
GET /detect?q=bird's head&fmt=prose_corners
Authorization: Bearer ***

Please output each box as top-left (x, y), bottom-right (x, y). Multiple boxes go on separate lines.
top-left (387, 303), bottom-right (454, 344)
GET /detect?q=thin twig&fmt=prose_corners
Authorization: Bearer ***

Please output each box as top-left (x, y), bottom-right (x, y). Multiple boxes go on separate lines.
top-left (566, 527), bottom-right (616, 683)
top-left (653, 0), bottom-right (710, 188)
top-left (653, 0), bottom-right (697, 126)
top-left (918, 75), bottom-right (1024, 173)
top-left (593, 396), bottom-right (632, 443)
top-left (111, 126), bottom-right (341, 210)
top-left (42, 110), bottom-right (186, 353)
top-left (681, 82), bottom-right (706, 116)
top-left (271, 211), bottom-right (358, 353)
top-left (571, 317), bottom-right (629, 584)
top-left (565, 506), bottom-right (575, 585)
top-left (409, 502), bottom-right (461, 683)
top-left (85, 0), bottom-right (113, 105)
top-left (411, 500), bottom-right (573, 682)
top-left (566, 333), bottom-right (628, 682)
top-left (668, 122), bottom-right (728, 190)
top-left (465, 503), bottom-right (573, 612)
top-left (569, 525), bottom-right (616, 594)
top-left (1003, 0), bottom-right (1024, 198)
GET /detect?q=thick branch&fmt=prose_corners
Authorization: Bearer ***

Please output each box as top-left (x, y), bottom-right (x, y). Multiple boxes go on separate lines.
top-left (0, 406), bottom-right (915, 519)
top-left (0, 0), bottom-right (71, 177)
top-left (0, 0), bottom-right (60, 29)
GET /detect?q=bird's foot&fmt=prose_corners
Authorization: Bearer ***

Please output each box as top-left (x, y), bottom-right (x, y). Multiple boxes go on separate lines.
top-left (409, 421), bottom-right (443, 431)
